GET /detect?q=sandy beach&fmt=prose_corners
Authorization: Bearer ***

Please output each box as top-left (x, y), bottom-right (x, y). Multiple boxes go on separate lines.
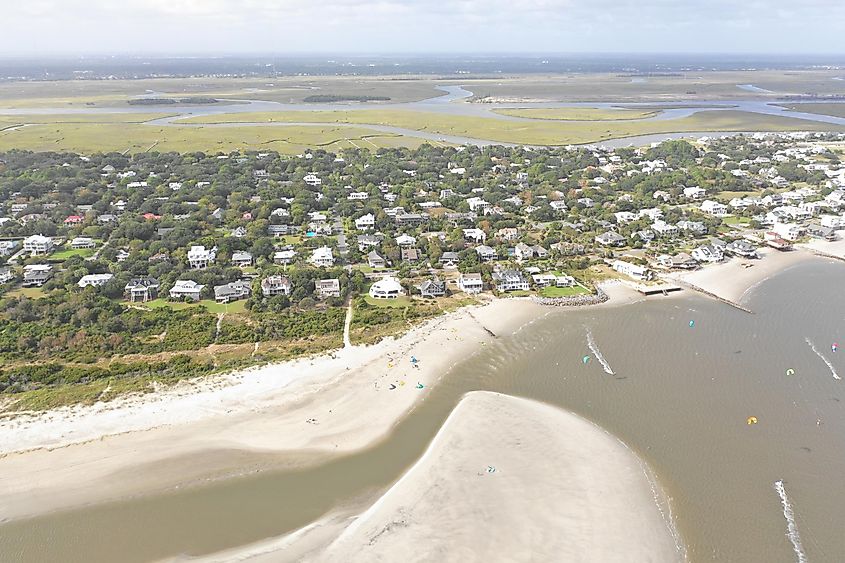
top-left (661, 246), bottom-right (817, 304)
top-left (0, 298), bottom-right (545, 520)
top-left (209, 392), bottom-right (683, 563)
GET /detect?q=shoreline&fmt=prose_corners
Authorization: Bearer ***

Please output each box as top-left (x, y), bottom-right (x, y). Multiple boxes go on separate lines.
top-left (205, 392), bottom-right (683, 563)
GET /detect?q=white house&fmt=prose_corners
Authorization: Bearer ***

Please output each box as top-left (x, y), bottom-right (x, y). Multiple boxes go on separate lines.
top-left (317, 278), bottom-right (341, 298)
top-left (611, 260), bottom-right (653, 281)
top-left (369, 276), bottom-right (404, 299)
top-left (23, 234), bottom-right (54, 256)
top-left (458, 273), bottom-right (484, 294)
top-left (310, 246), bottom-right (334, 267)
top-left (187, 245), bottom-right (217, 269)
top-left (614, 211), bottom-right (636, 224)
top-left (348, 192), bottom-right (369, 201)
top-left (169, 280), bottom-right (205, 301)
top-left (701, 200), bottom-right (729, 216)
top-left (70, 237), bottom-right (96, 249)
top-left (355, 214), bottom-right (375, 230)
top-left (463, 228), bottom-right (486, 244)
top-left (683, 186), bottom-right (707, 200)
top-left (261, 275), bottom-right (292, 297)
top-left (303, 174), bottom-right (322, 187)
top-left (77, 273), bottom-right (114, 288)
top-left (395, 234), bottom-right (417, 247)
top-left (492, 270), bottom-right (530, 292)
top-left (772, 223), bottom-right (805, 241)
top-left (274, 249), bottom-right (297, 265)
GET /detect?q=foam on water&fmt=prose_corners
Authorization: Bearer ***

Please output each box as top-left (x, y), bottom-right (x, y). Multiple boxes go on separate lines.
top-left (586, 329), bottom-right (615, 375)
top-left (774, 480), bottom-right (807, 563)
top-left (805, 338), bottom-right (841, 380)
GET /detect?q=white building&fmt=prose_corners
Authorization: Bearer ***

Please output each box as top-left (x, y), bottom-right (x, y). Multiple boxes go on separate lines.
top-left (369, 276), bottom-right (404, 299)
top-left (303, 174), bottom-right (322, 187)
top-left (77, 273), bottom-right (114, 288)
top-left (310, 246), bottom-right (334, 267)
top-left (187, 245), bottom-right (217, 269)
top-left (683, 186), bottom-right (706, 200)
top-left (355, 214), bottom-right (375, 230)
top-left (611, 260), bottom-right (653, 281)
top-left (169, 280), bottom-right (205, 301)
top-left (23, 234), bottom-right (54, 256)
top-left (701, 200), bottom-right (729, 216)
top-left (458, 273), bottom-right (484, 294)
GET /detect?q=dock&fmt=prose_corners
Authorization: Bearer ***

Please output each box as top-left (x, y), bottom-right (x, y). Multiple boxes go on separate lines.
top-left (634, 283), bottom-right (683, 296)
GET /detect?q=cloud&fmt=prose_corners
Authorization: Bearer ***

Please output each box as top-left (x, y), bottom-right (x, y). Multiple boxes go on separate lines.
top-left (0, 0), bottom-right (843, 54)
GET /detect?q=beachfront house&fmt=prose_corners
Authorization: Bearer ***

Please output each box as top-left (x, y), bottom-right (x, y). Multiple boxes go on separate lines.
top-left (169, 280), bottom-right (205, 301)
top-left (214, 280), bottom-right (252, 304)
top-left (595, 231), bottom-right (625, 247)
top-left (417, 277), bottom-right (446, 298)
top-left (611, 260), bottom-right (653, 281)
top-left (124, 277), bottom-right (159, 302)
top-left (22, 264), bottom-right (52, 287)
top-left (316, 278), bottom-right (341, 299)
top-left (77, 273), bottom-right (114, 289)
top-left (492, 269), bottom-right (530, 292)
top-left (458, 272), bottom-right (484, 294)
top-left (261, 275), bottom-right (292, 297)
top-left (369, 276), bottom-right (404, 299)
top-left (725, 240), bottom-right (758, 258)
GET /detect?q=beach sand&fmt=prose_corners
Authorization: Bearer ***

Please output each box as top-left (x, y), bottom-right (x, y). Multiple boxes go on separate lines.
top-left (0, 298), bottom-right (546, 520)
top-left (662, 247), bottom-right (815, 304)
top-left (213, 392), bottom-right (683, 563)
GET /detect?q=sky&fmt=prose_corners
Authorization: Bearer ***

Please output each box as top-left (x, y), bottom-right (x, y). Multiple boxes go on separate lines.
top-left (2, 0), bottom-right (843, 55)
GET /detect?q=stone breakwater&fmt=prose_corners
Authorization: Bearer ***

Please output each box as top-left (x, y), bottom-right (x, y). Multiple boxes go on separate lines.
top-left (532, 288), bottom-right (609, 307)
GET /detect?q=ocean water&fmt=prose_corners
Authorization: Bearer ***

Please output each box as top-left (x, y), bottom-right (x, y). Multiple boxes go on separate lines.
top-left (2, 259), bottom-right (844, 562)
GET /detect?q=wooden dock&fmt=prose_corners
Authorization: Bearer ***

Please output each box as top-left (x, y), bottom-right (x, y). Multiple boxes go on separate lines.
top-left (634, 283), bottom-right (683, 296)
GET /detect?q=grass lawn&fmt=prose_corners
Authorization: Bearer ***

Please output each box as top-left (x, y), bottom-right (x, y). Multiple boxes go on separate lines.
top-left (4, 287), bottom-right (47, 299)
top-left (136, 298), bottom-right (247, 314)
top-left (539, 285), bottom-right (591, 297)
top-left (723, 216), bottom-right (752, 226)
top-left (49, 247), bottom-right (96, 261)
top-left (502, 290), bottom-right (534, 297)
top-left (363, 295), bottom-right (412, 308)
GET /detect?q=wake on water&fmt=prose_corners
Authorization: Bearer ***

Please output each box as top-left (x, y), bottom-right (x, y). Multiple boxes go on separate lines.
top-left (774, 480), bottom-right (807, 563)
top-left (586, 329), bottom-right (615, 375)
top-left (805, 338), bottom-right (841, 380)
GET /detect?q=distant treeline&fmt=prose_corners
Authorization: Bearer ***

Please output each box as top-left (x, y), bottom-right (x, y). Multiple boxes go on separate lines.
top-left (303, 95), bottom-right (391, 103)
top-left (127, 97), bottom-right (220, 106)
top-left (780, 94), bottom-right (845, 100)
top-left (617, 73), bottom-right (683, 78)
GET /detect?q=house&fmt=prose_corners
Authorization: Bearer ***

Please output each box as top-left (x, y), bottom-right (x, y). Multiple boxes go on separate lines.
top-left (369, 276), bottom-right (404, 299)
top-left (78, 273), bottom-right (114, 288)
top-left (368, 250), bottom-right (387, 269)
top-left (475, 245), bottom-right (496, 262)
top-left (23, 234), bottom-right (54, 255)
top-left (395, 212), bottom-right (428, 226)
top-left (531, 273), bottom-right (557, 288)
top-left (64, 215), bottom-right (84, 225)
top-left (492, 269), bottom-right (530, 292)
top-left (401, 247), bottom-right (420, 263)
top-left (611, 260), bottom-right (653, 281)
top-left (439, 251), bottom-right (460, 268)
top-left (466, 197), bottom-right (491, 212)
top-left (701, 200), bottom-right (729, 216)
top-left (310, 246), bottom-right (334, 267)
top-left (463, 228), bottom-right (486, 244)
top-left (614, 211), bottom-right (636, 224)
top-left (550, 200), bottom-right (568, 212)
top-left (772, 223), bottom-right (805, 241)
top-left (303, 173), bottom-right (322, 187)
top-left (357, 234), bottom-right (382, 251)
top-left (657, 253), bottom-right (697, 270)
top-left (124, 277), bottom-right (159, 302)
top-left (683, 186), bottom-right (706, 200)
top-left (231, 226), bottom-right (248, 238)
top-left (261, 275), bottom-right (292, 297)
top-left (595, 231), bottom-right (625, 247)
top-left (169, 280), bottom-right (205, 301)
top-left (691, 245), bottom-right (723, 263)
top-left (458, 272), bottom-right (484, 294)
top-left (355, 214), bottom-right (375, 230)
top-left (578, 197), bottom-right (595, 208)
top-left (22, 264), bottom-right (52, 287)
top-left (555, 275), bottom-right (577, 287)
top-left (395, 233), bottom-right (417, 247)
top-left (725, 240), bottom-right (758, 258)
top-left (418, 277), bottom-right (446, 298)
top-left (231, 251), bottom-right (253, 267)
top-left (0, 266), bottom-right (14, 284)
top-left (497, 228), bottom-right (519, 242)
top-left (652, 220), bottom-right (679, 237)
top-left (0, 240), bottom-right (19, 256)
top-left (348, 191), bottom-right (369, 201)
top-left (514, 242), bottom-right (534, 261)
top-left (214, 280), bottom-right (251, 303)
top-left (187, 245), bottom-right (217, 269)
top-left (807, 223), bottom-right (837, 241)
top-left (677, 220), bottom-right (707, 235)
top-left (273, 249), bottom-right (297, 265)
top-left (316, 278), bottom-right (341, 298)
top-left (70, 237), bottom-right (96, 249)
top-left (532, 245), bottom-right (549, 259)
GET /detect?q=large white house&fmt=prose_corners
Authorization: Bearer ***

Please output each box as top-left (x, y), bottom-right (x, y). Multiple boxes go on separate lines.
top-left (187, 245), bottom-right (217, 269)
top-left (611, 260), bottom-right (653, 281)
top-left (458, 273), bottom-right (484, 294)
top-left (77, 273), bottom-right (114, 288)
top-left (701, 200), bottom-right (729, 217)
top-left (23, 234), bottom-right (54, 256)
top-left (310, 246), bottom-right (334, 267)
top-left (355, 214), bottom-right (375, 230)
top-left (369, 276), bottom-right (404, 299)
top-left (169, 280), bottom-right (205, 301)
